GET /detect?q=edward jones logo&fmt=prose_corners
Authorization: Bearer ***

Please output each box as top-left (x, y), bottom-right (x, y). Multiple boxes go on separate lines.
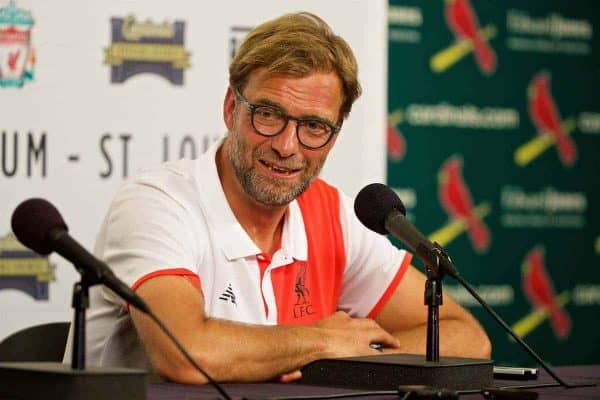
top-left (0, 0), bottom-right (35, 88)
top-left (0, 233), bottom-right (54, 299)
top-left (431, 0), bottom-right (497, 75)
top-left (104, 15), bottom-right (190, 85)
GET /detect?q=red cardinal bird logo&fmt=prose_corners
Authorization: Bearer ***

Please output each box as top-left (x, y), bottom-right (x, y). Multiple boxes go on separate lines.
top-left (528, 72), bottom-right (577, 166)
top-left (522, 246), bottom-right (571, 339)
top-left (438, 156), bottom-right (490, 252)
top-left (445, 0), bottom-right (496, 74)
top-left (387, 120), bottom-right (406, 162)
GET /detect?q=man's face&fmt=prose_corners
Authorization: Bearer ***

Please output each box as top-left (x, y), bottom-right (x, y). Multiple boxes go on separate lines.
top-left (223, 69), bottom-right (343, 207)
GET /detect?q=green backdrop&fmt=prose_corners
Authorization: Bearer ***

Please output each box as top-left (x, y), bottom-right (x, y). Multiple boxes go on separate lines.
top-left (387, 0), bottom-right (599, 365)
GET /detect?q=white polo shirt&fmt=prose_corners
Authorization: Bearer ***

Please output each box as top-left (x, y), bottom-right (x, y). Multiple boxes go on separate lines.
top-left (64, 139), bottom-right (412, 369)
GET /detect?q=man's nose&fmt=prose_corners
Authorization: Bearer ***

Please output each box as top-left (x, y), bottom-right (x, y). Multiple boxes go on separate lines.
top-left (270, 120), bottom-right (300, 158)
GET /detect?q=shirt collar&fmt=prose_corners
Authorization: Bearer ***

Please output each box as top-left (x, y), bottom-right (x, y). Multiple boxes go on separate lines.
top-left (281, 200), bottom-right (308, 262)
top-left (194, 138), bottom-right (307, 262)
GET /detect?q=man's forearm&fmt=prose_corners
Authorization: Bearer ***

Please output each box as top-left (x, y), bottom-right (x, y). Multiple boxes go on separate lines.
top-left (141, 311), bottom-right (400, 384)
top-left (389, 319), bottom-right (491, 359)
top-left (189, 319), bottom-right (326, 383)
top-left (140, 316), bottom-right (326, 384)
top-left (131, 277), bottom-right (400, 384)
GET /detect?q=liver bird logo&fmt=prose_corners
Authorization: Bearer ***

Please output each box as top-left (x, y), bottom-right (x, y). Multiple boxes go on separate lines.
top-left (8, 49), bottom-right (20, 71)
top-left (437, 155), bottom-right (490, 252)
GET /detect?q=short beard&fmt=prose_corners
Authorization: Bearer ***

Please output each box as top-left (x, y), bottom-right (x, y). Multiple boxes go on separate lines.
top-left (224, 132), bottom-right (324, 207)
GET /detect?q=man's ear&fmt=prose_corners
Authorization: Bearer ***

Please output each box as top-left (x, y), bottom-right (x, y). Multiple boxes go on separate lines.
top-left (223, 87), bottom-right (235, 131)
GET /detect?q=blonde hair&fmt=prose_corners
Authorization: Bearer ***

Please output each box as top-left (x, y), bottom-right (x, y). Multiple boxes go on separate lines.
top-left (229, 12), bottom-right (361, 122)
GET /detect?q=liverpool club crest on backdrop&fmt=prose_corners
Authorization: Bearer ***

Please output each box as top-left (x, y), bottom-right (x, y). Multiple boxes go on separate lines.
top-left (0, 0), bottom-right (35, 88)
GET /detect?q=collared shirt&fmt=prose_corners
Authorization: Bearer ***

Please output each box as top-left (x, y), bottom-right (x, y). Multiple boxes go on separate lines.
top-left (65, 139), bottom-right (412, 368)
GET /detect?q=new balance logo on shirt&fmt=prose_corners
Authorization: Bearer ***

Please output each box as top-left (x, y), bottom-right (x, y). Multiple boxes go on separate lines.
top-left (218, 283), bottom-right (237, 305)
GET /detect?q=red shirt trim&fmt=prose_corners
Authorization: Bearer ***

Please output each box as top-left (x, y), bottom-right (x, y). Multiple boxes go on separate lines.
top-left (366, 254), bottom-right (413, 319)
top-left (126, 268), bottom-right (202, 311)
top-left (131, 267), bottom-right (201, 292)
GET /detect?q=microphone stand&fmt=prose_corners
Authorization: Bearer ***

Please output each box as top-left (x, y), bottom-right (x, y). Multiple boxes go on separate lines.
top-left (417, 242), bottom-right (451, 362)
top-left (70, 270), bottom-right (100, 370)
top-left (417, 242), bottom-right (585, 389)
top-left (425, 276), bottom-right (441, 362)
top-left (424, 260), bottom-right (442, 362)
top-left (0, 270), bottom-right (147, 400)
top-left (299, 241), bottom-right (493, 391)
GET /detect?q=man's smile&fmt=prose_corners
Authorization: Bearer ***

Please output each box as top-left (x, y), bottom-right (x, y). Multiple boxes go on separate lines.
top-left (258, 158), bottom-right (303, 177)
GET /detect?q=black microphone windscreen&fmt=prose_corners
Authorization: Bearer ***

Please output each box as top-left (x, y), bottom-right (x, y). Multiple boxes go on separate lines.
top-left (11, 198), bottom-right (69, 255)
top-left (354, 183), bottom-right (406, 235)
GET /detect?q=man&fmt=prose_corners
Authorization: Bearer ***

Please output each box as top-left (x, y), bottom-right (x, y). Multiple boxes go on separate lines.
top-left (69, 12), bottom-right (490, 384)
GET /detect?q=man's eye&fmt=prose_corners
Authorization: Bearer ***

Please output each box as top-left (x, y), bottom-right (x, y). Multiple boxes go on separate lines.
top-left (305, 120), bottom-right (328, 134)
top-left (256, 107), bottom-right (280, 120)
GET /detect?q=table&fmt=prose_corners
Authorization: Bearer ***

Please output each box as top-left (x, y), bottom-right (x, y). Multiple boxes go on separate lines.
top-left (148, 365), bottom-right (600, 399)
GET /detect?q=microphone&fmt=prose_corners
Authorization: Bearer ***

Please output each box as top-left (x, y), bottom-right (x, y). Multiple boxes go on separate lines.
top-left (352, 183), bottom-right (578, 389)
top-left (11, 198), bottom-right (150, 314)
top-left (10, 198), bottom-right (233, 399)
top-left (354, 183), bottom-right (459, 278)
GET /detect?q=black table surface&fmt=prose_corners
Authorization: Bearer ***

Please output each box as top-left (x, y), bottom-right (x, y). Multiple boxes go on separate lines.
top-left (148, 365), bottom-right (600, 399)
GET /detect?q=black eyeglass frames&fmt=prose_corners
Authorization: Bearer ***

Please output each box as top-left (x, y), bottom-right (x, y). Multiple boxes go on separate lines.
top-left (234, 88), bottom-right (340, 149)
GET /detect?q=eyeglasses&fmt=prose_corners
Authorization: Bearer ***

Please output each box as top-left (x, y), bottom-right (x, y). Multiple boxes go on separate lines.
top-left (234, 88), bottom-right (341, 149)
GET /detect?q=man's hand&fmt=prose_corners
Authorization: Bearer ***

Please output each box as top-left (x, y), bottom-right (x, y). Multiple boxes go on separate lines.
top-left (315, 311), bottom-right (401, 358)
top-left (277, 311), bottom-right (400, 383)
